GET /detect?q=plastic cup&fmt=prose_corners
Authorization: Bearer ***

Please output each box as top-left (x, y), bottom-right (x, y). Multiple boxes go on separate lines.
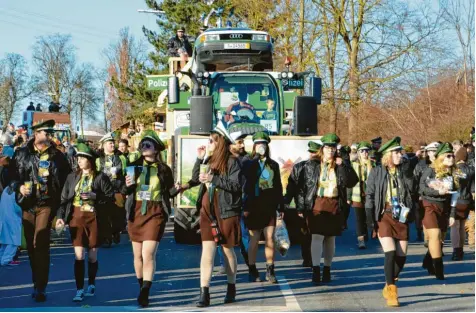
top-left (24, 181), bottom-right (32, 194)
top-left (126, 166), bottom-right (135, 181)
top-left (200, 164), bottom-right (208, 175)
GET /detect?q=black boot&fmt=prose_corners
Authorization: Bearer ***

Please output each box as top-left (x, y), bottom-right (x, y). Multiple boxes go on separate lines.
top-left (224, 283), bottom-right (236, 304)
top-left (265, 263), bottom-right (277, 284)
top-left (137, 281), bottom-right (151, 307)
top-left (422, 251), bottom-right (435, 275)
top-left (322, 266), bottom-right (331, 283)
top-left (453, 248), bottom-right (464, 261)
top-left (196, 287), bottom-right (210, 307)
top-left (458, 248), bottom-right (464, 260)
top-left (248, 264), bottom-right (262, 282)
top-left (312, 266), bottom-right (320, 285)
top-left (451, 248), bottom-right (458, 261)
top-left (433, 257), bottom-right (445, 280)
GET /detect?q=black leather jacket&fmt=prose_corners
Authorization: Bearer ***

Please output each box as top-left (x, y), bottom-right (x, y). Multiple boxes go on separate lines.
top-left (124, 157), bottom-right (178, 221)
top-left (10, 139), bottom-right (71, 213)
top-left (188, 156), bottom-right (243, 219)
top-left (57, 172), bottom-right (114, 223)
top-left (242, 157), bottom-right (284, 212)
top-left (297, 158), bottom-right (359, 213)
top-left (284, 160), bottom-right (306, 208)
top-left (455, 162), bottom-right (474, 206)
top-left (366, 158), bottom-right (418, 228)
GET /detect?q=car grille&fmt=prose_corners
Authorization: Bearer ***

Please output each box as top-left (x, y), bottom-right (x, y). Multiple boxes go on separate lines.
top-left (219, 34), bottom-right (253, 40)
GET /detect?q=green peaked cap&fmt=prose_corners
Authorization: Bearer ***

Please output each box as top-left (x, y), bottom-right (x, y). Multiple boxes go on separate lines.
top-left (141, 129), bottom-right (166, 151)
top-left (357, 141), bottom-right (372, 150)
top-left (76, 143), bottom-right (96, 159)
top-left (252, 131), bottom-right (271, 144)
top-left (435, 142), bottom-right (453, 157)
top-left (308, 141), bottom-right (321, 152)
top-left (321, 133), bottom-right (340, 146)
top-left (378, 137), bottom-right (402, 154)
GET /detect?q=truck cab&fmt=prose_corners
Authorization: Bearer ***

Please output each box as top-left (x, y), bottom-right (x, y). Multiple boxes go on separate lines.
top-left (22, 111), bottom-right (72, 142)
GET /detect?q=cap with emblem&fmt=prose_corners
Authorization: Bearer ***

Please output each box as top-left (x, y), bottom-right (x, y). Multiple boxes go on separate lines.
top-left (308, 141), bottom-right (321, 153)
top-left (252, 131), bottom-right (271, 144)
top-left (210, 121), bottom-right (235, 144)
top-left (435, 142), bottom-right (453, 157)
top-left (31, 119), bottom-right (55, 132)
top-left (378, 137), bottom-right (403, 154)
top-left (76, 143), bottom-right (96, 159)
top-left (358, 141), bottom-right (372, 151)
top-left (371, 136), bottom-right (382, 143)
top-left (320, 133), bottom-right (340, 146)
top-left (425, 142), bottom-right (440, 151)
top-left (141, 129), bottom-right (166, 152)
top-left (99, 132), bottom-right (115, 144)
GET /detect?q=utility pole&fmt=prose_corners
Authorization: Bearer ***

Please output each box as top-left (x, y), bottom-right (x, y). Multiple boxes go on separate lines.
top-left (298, 0), bottom-right (305, 72)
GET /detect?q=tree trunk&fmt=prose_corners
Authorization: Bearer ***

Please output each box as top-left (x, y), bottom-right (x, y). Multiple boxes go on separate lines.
top-left (298, 0), bottom-right (305, 72)
top-left (348, 50), bottom-right (360, 143)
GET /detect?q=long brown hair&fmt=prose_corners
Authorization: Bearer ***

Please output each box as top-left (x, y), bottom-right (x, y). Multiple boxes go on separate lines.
top-left (75, 156), bottom-right (98, 178)
top-left (209, 133), bottom-right (231, 175)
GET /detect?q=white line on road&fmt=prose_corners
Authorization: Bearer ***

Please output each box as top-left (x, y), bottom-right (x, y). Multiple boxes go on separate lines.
top-left (276, 276), bottom-right (302, 312)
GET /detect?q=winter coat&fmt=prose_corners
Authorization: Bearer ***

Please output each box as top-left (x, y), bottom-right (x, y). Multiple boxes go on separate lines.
top-left (365, 158), bottom-right (417, 228)
top-left (167, 35), bottom-right (193, 57)
top-left (96, 151), bottom-right (127, 194)
top-left (9, 139), bottom-right (71, 213)
top-left (284, 160), bottom-right (306, 208)
top-left (188, 156), bottom-right (243, 219)
top-left (242, 157), bottom-right (284, 213)
top-left (57, 172), bottom-right (114, 230)
top-left (0, 187), bottom-right (22, 246)
top-left (297, 158), bottom-right (359, 213)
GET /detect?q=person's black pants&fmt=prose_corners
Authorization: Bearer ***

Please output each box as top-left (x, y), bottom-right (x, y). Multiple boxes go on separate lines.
top-left (22, 207), bottom-right (52, 292)
top-left (414, 200), bottom-right (424, 231)
top-left (354, 206), bottom-right (368, 238)
top-left (299, 213), bottom-right (312, 262)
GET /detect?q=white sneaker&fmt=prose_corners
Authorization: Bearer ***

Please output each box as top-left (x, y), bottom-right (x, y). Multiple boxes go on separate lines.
top-left (84, 285), bottom-right (95, 297)
top-left (73, 289), bottom-right (84, 302)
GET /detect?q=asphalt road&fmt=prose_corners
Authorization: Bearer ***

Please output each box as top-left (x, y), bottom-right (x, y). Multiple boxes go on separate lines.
top-left (0, 209), bottom-right (474, 312)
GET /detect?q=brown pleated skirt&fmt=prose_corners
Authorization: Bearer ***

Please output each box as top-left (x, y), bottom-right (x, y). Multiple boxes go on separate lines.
top-left (200, 189), bottom-right (241, 248)
top-left (128, 201), bottom-right (167, 242)
top-left (70, 206), bottom-right (99, 248)
top-left (378, 212), bottom-right (409, 241)
top-left (422, 200), bottom-right (449, 232)
top-left (307, 197), bottom-right (342, 236)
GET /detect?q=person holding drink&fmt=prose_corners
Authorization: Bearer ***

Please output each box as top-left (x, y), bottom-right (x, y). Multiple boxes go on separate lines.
top-left (10, 119), bottom-right (71, 302)
top-left (179, 122), bottom-right (243, 307)
top-left (242, 131), bottom-right (283, 283)
top-left (419, 142), bottom-right (459, 280)
top-left (56, 143), bottom-right (114, 302)
top-left (124, 130), bottom-right (178, 307)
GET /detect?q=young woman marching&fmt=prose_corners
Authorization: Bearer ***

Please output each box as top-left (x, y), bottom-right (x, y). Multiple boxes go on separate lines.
top-left (242, 131), bottom-right (284, 283)
top-left (451, 148), bottom-right (474, 260)
top-left (124, 130), bottom-right (178, 307)
top-left (297, 133), bottom-right (358, 285)
top-left (183, 122), bottom-right (242, 307)
top-left (420, 142), bottom-right (459, 280)
top-left (348, 141), bottom-right (373, 249)
top-left (56, 143), bottom-right (114, 302)
top-left (366, 137), bottom-right (417, 307)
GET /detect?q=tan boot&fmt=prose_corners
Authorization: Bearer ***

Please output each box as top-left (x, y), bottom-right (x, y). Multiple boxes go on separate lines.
top-left (386, 284), bottom-right (400, 307)
top-left (382, 284), bottom-right (388, 299)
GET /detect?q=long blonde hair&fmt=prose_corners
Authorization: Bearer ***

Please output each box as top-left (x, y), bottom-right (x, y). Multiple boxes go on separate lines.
top-left (319, 146), bottom-right (336, 169)
top-left (381, 153), bottom-right (394, 168)
top-left (431, 154), bottom-right (460, 189)
top-left (358, 152), bottom-right (373, 173)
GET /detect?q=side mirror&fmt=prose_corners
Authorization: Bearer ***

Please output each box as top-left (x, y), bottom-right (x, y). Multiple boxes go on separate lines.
top-left (310, 77), bottom-right (322, 105)
top-left (168, 76), bottom-right (180, 104)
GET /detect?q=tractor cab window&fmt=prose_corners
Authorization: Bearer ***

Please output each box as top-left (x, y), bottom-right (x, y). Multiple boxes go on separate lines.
top-left (211, 74), bottom-right (280, 135)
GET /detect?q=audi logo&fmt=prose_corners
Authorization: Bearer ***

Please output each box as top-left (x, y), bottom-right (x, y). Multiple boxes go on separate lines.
top-left (229, 34), bottom-right (243, 39)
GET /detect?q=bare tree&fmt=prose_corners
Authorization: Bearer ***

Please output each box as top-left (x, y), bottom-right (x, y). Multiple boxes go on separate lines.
top-left (31, 34), bottom-right (76, 108)
top-left (0, 53), bottom-right (32, 130)
top-left (72, 64), bottom-right (99, 137)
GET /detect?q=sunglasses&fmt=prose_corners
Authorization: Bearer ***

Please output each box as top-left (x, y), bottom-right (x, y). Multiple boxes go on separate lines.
top-left (446, 154), bottom-right (455, 159)
top-left (141, 142), bottom-right (153, 149)
top-left (359, 149), bottom-right (369, 153)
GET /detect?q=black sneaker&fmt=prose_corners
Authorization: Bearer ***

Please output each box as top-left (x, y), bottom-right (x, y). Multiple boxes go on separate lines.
top-left (35, 292), bottom-right (47, 303)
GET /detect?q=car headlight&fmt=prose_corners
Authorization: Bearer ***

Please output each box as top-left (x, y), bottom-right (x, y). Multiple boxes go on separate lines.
top-left (203, 72), bottom-right (210, 78)
top-left (281, 72), bottom-right (288, 79)
top-left (205, 34), bottom-right (220, 41)
top-left (252, 34), bottom-right (270, 41)
top-left (287, 72), bottom-right (294, 79)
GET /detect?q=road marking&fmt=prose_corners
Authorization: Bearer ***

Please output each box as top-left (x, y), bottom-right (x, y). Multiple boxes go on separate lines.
top-left (276, 276), bottom-right (302, 312)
